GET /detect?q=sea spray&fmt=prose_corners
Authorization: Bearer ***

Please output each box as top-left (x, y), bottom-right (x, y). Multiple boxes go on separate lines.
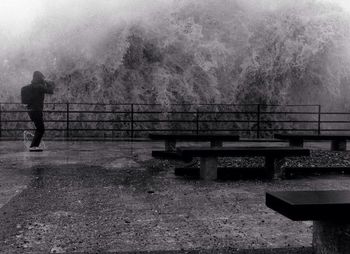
top-left (1, 0), bottom-right (350, 110)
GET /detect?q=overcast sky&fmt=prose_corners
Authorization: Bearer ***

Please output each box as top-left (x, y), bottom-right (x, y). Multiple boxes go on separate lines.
top-left (0, 0), bottom-right (349, 38)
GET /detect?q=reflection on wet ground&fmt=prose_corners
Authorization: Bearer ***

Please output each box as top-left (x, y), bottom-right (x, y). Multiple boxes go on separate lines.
top-left (0, 141), bottom-right (349, 253)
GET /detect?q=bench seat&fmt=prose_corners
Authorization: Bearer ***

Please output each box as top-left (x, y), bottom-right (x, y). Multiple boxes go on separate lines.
top-left (274, 134), bottom-right (350, 151)
top-left (149, 134), bottom-right (239, 151)
top-left (149, 133), bottom-right (239, 141)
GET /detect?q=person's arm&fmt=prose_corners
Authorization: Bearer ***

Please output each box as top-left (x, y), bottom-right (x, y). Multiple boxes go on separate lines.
top-left (40, 80), bottom-right (55, 94)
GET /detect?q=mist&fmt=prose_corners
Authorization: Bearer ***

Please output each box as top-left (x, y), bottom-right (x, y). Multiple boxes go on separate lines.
top-left (1, 0), bottom-right (350, 109)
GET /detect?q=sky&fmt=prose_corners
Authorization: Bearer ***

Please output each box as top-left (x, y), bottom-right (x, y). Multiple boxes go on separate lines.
top-left (0, 0), bottom-right (349, 38)
top-left (0, 0), bottom-right (43, 36)
top-left (334, 0), bottom-right (350, 10)
top-left (0, 0), bottom-right (164, 38)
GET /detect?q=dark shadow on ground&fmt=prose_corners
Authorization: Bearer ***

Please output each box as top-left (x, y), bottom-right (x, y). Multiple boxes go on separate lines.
top-left (174, 166), bottom-right (350, 181)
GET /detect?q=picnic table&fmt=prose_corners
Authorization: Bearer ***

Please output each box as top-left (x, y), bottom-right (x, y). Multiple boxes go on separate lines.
top-left (176, 146), bottom-right (310, 180)
top-left (266, 190), bottom-right (350, 254)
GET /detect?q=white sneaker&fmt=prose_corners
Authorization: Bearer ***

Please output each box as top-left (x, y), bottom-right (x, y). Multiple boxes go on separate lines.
top-left (29, 147), bottom-right (43, 152)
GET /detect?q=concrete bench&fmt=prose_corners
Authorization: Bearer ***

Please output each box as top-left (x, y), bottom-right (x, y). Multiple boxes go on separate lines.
top-left (149, 134), bottom-right (239, 152)
top-left (274, 134), bottom-right (350, 151)
top-left (176, 147), bottom-right (310, 180)
top-left (266, 190), bottom-right (350, 254)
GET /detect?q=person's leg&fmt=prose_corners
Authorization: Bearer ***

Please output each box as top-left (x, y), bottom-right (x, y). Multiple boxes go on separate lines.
top-left (29, 111), bottom-right (45, 147)
top-left (27, 111), bottom-right (35, 148)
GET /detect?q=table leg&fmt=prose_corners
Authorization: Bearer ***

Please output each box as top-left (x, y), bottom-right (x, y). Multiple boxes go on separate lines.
top-left (331, 140), bottom-right (347, 151)
top-left (210, 140), bottom-right (223, 147)
top-left (200, 157), bottom-right (218, 180)
top-left (313, 221), bottom-right (350, 254)
top-left (265, 157), bottom-right (285, 180)
top-left (165, 140), bottom-right (176, 152)
top-left (289, 138), bottom-right (304, 147)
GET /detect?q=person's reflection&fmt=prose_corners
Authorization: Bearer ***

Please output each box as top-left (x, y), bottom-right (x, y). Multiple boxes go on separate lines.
top-left (33, 167), bottom-right (44, 188)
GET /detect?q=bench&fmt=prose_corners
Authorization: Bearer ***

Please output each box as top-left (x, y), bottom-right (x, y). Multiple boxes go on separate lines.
top-left (149, 134), bottom-right (240, 151)
top-left (266, 190), bottom-right (350, 254)
top-left (176, 147), bottom-right (310, 180)
top-left (274, 133), bottom-right (350, 151)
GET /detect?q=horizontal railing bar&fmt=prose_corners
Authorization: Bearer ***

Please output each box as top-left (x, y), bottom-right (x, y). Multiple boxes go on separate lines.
top-left (198, 111), bottom-right (262, 114)
top-left (262, 111), bottom-right (318, 114)
top-left (135, 120), bottom-right (238, 122)
top-left (0, 128), bottom-right (327, 132)
top-left (3, 110), bottom-right (348, 115)
top-left (318, 129), bottom-right (350, 131)
top-left (1, 111), bottom-right (34, 113)
top-left (67, 129), bottom-right (132, 131)
top-left (133, 111), bottom-right (195, 114)
top-left (3, 120), bottom-right (350, 124)
top-left (134, 128), bottom-right (316, 131)
top-left (1, 102), bottom-right (321, 106)
top-left (3, 128), bottom-right (250, 132)
top-left (320, 121), bottom-right (350, 124)
top-left (132, 120), bottom-right (195, 123)
top-left (2, 129), bottom-right (132, 132)
top-left (0, 110), bottom-right (323, 115)
top-left (4, 120), bottom-right (350, 123)
top-left (126, 129), bottom-right (199, 132)
top-left (257, 129), bottom-right (318, 131)
top-left (0, 110), bottom-right (131, 114)
top-left (2, 129), bottom-right (67, 131)
top-left (197, 120), bottom-right (319, 123)
top-left (66, 120), bottom-right (131, 123)
top-left (63, 111), bottom-right (131, 114)
top-left (2, 120), bottom-right (350, 124)
top-left (5, 119), bottom-right (350, 123)
top-left (1, 110), bottom-right (69, 114)
top-left (4, 128), bottom-right (334, 132)
top-left (1, 120), bottom-right (132, 123)
top-left (259, 104), bottom-right (320, 107)
top-left (321, 112), bottom-right (350, 115)
top-left (196, 111), bottom-right (318, 115)
top-left (198, 129), bottom-right (317, 132)
top-left (0, 120), bottom-right (330, 123)
top-left (251, 120), bottom-right (318, 123)
top-left (133, 129), bottom-right (251, 132)
top-left (130, 129), bottom-right (318, 132)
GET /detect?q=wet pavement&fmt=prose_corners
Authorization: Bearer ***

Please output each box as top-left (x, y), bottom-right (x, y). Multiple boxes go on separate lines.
top-left (0, 140), bottom-right (349, 253)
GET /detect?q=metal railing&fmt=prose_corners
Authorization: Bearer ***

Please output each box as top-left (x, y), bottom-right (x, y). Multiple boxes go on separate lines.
top-left (0, 102), bottom-right (350, 139)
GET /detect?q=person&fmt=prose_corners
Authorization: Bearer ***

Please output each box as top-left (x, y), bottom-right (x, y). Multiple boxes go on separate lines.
top-left (26, 71), bottom-right (55, 151)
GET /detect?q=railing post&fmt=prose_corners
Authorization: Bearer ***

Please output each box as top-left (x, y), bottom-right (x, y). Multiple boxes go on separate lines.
top-left (318, 105), bottom-right (321, 135)
top-left (130, 104), bottom-right (134, 139)
top-left (196, 110), bottom-right (199, 135)
top-left (66, 103), bottom-right (70, 138)
top-left (256, 104), bottom-right (261, 138)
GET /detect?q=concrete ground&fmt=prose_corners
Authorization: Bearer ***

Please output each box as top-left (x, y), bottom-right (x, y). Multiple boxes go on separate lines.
top-left (0, 140), bottom-right (349, 253)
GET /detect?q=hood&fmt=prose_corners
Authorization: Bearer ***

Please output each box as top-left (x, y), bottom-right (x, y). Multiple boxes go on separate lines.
top-left (31, 71), bottom-right (45, 84)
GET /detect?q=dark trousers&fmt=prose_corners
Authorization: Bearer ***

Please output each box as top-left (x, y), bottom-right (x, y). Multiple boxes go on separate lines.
top-left (28, 111), bottom-right (45, 147)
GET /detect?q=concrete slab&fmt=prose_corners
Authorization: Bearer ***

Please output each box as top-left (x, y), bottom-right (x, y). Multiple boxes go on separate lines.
top-left (0, 141), bottom-right (349, 253)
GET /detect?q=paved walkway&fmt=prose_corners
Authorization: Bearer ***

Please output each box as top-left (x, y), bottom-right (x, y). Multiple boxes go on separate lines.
top-left (0, 141), bottom-right (349, 253)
